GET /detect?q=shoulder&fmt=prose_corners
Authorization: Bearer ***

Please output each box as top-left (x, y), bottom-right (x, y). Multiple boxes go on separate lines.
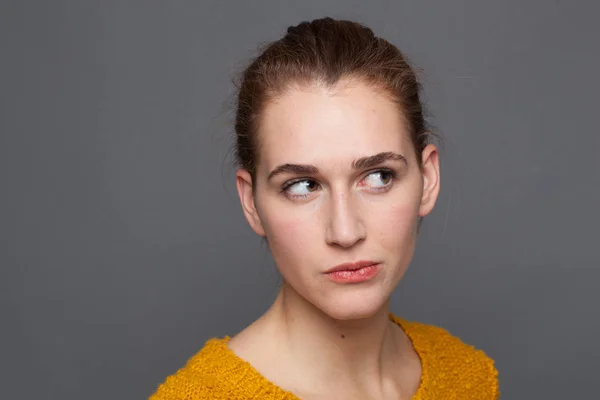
top-left (148, 338), bottom-right (230, 400)
top-left (390, 314), bottom-right (500, 399)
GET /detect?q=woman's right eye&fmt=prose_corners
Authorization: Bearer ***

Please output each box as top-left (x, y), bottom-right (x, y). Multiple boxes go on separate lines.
top-left (283, 180), bottom-right (320, 198)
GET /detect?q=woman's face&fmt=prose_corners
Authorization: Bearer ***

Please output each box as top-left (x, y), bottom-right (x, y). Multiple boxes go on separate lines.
top-left (236, 79), bottom-right (440, 320)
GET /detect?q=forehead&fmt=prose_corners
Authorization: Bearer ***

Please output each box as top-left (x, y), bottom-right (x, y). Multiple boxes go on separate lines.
top-left (257, 80), bottom-right (413, 171)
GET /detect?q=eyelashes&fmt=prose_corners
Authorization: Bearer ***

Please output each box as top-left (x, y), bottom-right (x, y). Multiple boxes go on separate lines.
top-left (280, 168), bottom-right (398, 200)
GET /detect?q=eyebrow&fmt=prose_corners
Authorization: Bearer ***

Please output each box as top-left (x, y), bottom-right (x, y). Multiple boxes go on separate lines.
top-left (267, 151), bottom-right (407, 181)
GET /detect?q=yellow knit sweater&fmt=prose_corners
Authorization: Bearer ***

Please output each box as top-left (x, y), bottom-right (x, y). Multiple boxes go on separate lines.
top-left (150, 313), bottom-right (499, 399)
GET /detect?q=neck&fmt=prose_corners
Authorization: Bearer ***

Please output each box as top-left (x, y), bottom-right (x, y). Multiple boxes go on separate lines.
top-left (263, 281), bottom-right (403, 393)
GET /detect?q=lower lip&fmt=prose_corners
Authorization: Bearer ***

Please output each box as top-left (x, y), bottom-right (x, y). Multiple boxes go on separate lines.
top-left (325, 264), bottom-right (380, 283)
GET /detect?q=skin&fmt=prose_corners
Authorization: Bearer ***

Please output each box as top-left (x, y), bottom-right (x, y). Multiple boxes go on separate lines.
top-left (231, 78), bottom-right (440, 400)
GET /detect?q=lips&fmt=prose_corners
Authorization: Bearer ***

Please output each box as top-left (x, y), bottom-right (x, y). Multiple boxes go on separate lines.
top-left (324, 260), bottom-right (379, 274)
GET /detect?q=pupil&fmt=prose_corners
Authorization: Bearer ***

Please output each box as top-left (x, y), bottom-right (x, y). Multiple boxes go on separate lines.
top-left (380, 172), bottom-right (390, 183)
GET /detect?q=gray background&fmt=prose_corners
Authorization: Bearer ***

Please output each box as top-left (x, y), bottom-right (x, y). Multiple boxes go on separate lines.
top-left (1, 1), bottom-right (598, 399)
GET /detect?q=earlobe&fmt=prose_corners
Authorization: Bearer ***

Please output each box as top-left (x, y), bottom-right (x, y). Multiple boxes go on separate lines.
top-left (418, 144), bottom-right (441, 217)
top-left (235, 169), bottom-right (266, 237)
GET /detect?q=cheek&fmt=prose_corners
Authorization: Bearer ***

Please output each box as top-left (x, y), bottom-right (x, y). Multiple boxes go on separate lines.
top-left (375, 201), bottom-right (419, 251)
top-left (260, 207), bottom-right (319, 265)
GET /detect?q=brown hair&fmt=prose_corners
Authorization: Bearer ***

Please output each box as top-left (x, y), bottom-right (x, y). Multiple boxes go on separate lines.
top-left (234, 17), bottom-right (436, 181)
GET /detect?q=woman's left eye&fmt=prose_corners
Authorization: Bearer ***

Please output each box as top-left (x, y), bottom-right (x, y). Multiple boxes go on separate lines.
top-left (362, 170), bottom-right (395, 189)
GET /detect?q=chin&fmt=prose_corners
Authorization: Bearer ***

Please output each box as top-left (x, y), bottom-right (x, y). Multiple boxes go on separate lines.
top-left (316, 289), bottom-right (389, 321)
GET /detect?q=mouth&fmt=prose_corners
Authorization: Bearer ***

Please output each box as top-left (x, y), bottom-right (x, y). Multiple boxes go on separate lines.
top-left (324, 261), bottom-right (381, 283)
top-left (324, 260), bottom-right (379, 274)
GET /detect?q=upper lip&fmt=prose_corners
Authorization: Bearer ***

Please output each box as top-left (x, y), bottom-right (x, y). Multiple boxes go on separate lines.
top-left (325, 260), bottom-right (379, 274)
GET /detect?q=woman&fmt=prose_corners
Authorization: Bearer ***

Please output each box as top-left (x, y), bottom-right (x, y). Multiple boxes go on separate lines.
top-left (150, 17), bottom-right (499, 399)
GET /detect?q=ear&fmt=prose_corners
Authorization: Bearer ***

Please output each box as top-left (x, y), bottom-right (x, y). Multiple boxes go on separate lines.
top-left (236, 169), bottom-right (266, 237)
top-left (418, 144), bottom-right (441, 217)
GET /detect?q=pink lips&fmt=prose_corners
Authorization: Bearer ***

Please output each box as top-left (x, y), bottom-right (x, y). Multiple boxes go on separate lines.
top-left (324, 260), bottom-right (381, 283)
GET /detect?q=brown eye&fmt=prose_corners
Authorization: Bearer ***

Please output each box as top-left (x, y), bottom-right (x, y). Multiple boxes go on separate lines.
top-left (379, 171), bottom-right (393, 184)
top-left (363, 170), bottom-right (395, 189)
top-left (284, 179), bottom-right (320, 197)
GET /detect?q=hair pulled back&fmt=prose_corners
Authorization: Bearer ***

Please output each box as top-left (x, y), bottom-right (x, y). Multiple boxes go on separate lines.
top-left (234, 17), bottom-right (433, 180)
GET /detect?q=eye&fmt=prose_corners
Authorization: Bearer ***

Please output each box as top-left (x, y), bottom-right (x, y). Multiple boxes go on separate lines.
top-left (362, 169), bottom-right (396, 190)
top-left (283, 179), bottom-right (320, 198)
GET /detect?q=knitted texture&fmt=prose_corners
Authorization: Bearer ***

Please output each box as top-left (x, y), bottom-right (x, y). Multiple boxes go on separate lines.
top-left (150, 313), bottom-right (499, 399)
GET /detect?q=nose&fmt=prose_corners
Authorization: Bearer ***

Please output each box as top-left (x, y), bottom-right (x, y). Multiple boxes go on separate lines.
top-left (324, 190), bottom-right (366, 248)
